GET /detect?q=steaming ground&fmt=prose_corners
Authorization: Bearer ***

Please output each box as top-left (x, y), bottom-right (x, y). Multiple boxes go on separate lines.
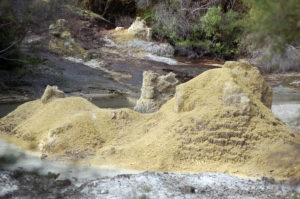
top-left (0, 139), bottom-right (139, 179)
top-left (0, 140), bottom-right (299, 198)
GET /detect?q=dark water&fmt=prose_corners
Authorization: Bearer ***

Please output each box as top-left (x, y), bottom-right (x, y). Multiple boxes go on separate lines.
top-left (0, 95), bottom-right (136, 119)
top-left (0, 103), bottom-right (23, 119)
top-left (91, 95), bottom-right (135, 109)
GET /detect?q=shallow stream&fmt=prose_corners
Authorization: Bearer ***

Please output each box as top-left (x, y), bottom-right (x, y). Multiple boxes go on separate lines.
top-left (271, 86), bottom-right (300, 132)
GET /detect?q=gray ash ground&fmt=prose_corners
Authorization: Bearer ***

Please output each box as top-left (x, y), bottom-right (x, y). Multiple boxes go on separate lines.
top-left (0, 169), bottom-right (299, 199)
top-left (0, 140), bottom-right (299, 199)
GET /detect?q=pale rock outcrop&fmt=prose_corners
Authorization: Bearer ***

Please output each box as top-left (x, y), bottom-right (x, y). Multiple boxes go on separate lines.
top-left (41, 85), bottom-right (65, 104)
top-left (111, 110), bottom-right (129, 120)
top-left (223, 60), bottom-right (273, 109)
top-left (134, 71), bottom-right (179, 113)
top-left (124, 40), bottom-right (175, 57)
top-left (290, 80), bottom-right (300, 87)
top-left (128, 17), bottom-right (152, 41)
top-left (115, 27), bottom-right (125, 31)
top-left (174, 60), bottom-right (273, 113)
top-left (110, 17), bottom-right (175, 57)
top-left (222, 81), bottom-right (251, 115)
top-left (49, 19), bottom-right (88, 59)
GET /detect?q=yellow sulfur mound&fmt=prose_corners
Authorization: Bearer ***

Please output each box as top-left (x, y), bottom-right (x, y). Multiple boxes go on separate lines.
top-left (0, 60), bottom-right (299, 181)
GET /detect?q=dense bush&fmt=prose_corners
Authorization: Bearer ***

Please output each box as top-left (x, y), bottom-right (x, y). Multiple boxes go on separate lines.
top-left (201, 6), bottom-right (242, 58)
top-left (78, 0), bottom-right (136, 22)
top-left (151, 0), bottom-right (204, 43)
top-left (150, 0), bottom-right (243, 59)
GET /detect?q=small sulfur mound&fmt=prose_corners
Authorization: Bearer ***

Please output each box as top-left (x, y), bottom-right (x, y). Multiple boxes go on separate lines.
top-left (0, 60), bottom-right (299, 181)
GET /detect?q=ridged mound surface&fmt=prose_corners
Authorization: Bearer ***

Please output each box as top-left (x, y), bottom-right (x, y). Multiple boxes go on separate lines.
top-left (1, 60), bottom-right (299, 181)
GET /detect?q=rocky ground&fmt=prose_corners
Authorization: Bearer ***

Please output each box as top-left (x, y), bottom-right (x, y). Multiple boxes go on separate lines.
top-left (0, 139), bottom-right (298, 199)
top-left (1, 169), bottom-right (299, 199)
top-left (0, 5), bottom-right (218, 104)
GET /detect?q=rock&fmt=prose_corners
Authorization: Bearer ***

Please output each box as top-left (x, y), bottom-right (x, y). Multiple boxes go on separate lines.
top-left (115, 27), bottom-right (125, 31)
top-left (110, 17), bottom-right (175, 57)
top-left (261, 176), bottom-right (276, 184)
top-left (181, 186), bottom-right (196, 194)
top-left (128, 17), bottom-right (152, 41)
top-left (41, 85), bottom-right (65, 104)
top-left (223, 60), bottom-right (273, 109)
top-left (174, 60), bottom-right (273, 112)
top-left (111, 110), bottom-right (129, 120)
top-left (290, 80), bottom-right (300, 87)
top-left (222, 81), bottom-right (251, 115)
top-left (100, 190), bottom-right (109, 194)
top-left (125, 40), bottom-right (175, 57)
top-left (40, 153), bottom-right (48, 159)
top-left (134, 71), bottom-right (179, 113)
top-left (49, 19), bottom-right (88, 59)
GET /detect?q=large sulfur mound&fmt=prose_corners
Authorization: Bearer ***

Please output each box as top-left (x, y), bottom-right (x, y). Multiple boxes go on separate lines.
top-left (0, 60), bottom-right (299, 181)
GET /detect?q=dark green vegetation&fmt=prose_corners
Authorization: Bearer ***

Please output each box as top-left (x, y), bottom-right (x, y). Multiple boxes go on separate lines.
top-left (1, 0), bottom-right (299, 62)
top-left (150, 0), bottom-right (244, 59)
top-left (0, 1), bottom-right (27, 68)
top-left (79, 0), bottom-right (299, 60)
top-left (146, 0), bottom-right (300, 59)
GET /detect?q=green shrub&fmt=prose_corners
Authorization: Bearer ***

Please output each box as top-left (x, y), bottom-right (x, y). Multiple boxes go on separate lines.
top-left (201, 6), bottom-right (242, 58)
top-left (151, 1), bottom-right (243, 58)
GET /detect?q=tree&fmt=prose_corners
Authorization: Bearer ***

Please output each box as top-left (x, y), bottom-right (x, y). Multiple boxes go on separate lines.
top-left (243, 0), bottom-right (300, 53)
top-left (0, 1), bottom-right (26, 67)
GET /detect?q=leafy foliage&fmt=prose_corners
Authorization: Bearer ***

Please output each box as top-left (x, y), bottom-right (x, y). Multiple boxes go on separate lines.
top-left (151, 1), bottom-right (243, 58)
top-left (201, 6), bottom-right (242, 58)
top-left (243, 0), bottom-right (300, 53)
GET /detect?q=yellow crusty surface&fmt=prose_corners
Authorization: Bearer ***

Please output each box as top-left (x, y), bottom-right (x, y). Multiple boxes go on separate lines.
top-left (0, 60), bottom-right (299, 181)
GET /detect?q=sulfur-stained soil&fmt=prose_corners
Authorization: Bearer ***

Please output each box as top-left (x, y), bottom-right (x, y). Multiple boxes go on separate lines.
top-left (1, 60), bottom-right (299, 183)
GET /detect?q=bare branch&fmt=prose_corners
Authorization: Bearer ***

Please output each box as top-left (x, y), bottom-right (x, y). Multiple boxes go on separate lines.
top-left (0, 22), bottom-right (12, 29)
top-left (0, 56), bottom-right (27, 64)
top-left (0, 41), bottom-right (19, 55)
